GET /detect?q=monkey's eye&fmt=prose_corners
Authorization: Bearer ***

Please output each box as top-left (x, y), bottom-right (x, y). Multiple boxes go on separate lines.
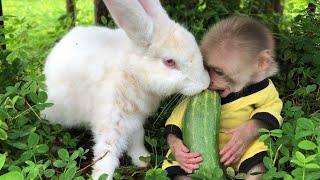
top-left (213, 68), bottom-right (225, 76)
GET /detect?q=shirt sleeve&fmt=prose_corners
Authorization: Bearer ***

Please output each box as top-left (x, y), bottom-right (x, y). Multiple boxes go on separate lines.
top-left (250, 80), bottom-right (283, 130)
top-left (163, 98), bottom-right (189, 139)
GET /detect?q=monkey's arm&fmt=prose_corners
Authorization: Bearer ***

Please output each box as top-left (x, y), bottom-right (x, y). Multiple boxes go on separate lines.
top-left (220, 80), bottom-right (283, 166)
top-left (163, 99), bottom-right (189, 140)
top-left (163, 99), bottom-right (202, 173)
top-left (250, 80), bottom-right (283, 130)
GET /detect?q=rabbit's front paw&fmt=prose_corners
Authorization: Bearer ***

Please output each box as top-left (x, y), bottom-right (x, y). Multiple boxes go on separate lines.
top-left (91, 168), bottom-right (113, 180)
top-left (131, 151), bottom-right (151, 167)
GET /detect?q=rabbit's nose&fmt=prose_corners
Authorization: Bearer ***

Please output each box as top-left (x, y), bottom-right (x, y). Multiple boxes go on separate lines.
top-left (201, 70), bottom-right (210, 89)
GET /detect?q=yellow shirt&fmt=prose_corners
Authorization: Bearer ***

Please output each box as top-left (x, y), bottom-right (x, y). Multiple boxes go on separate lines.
top-left (162, 79), bottom-right (283, 172)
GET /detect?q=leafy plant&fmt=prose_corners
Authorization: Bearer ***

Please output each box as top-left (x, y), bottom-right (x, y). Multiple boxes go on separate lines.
top-left (1, 0), bottom-right (319, 179)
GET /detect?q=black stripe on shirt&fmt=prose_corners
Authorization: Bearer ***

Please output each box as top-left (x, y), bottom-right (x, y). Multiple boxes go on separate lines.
top-left (221, 79), bottom-right (269, 105)
top-left (238, 151), bottom-right (267, 173)
top-left (165, 166), bottom-right (188, 179)
top-left (252, 112), bottom-right (280, 130)
top-left (164, 125), bottom-right (183, 140)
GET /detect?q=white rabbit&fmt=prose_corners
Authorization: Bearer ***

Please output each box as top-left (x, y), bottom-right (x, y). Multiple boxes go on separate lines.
top-left (42, 0), bottom-right (210, 179)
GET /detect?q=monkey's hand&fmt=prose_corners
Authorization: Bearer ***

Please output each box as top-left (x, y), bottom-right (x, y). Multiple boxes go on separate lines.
top-left (167, 134), bottom-right (202, 173)
top-left (219, 120), bottom-right (261, 166)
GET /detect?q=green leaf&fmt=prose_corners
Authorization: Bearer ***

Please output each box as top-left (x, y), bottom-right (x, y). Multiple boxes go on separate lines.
top-left (279, 156), bottom-right (290, 164)
top-left (305, 84), bottom-right (317, 93)
top-left (28, 92), bottom-right (39, 103)
top-left (38, 91), bottom-right (48, 103)
top-left (270, 129), bottom-right (283, 137)
top-left (270, 129), bottom-right (282, 134)
top-left (0, 171), bottom-right (24, 180)
top-left (36, 144), bottom-right (49, 153)
top-left (27, 166), bottom-right (39, 179)
top-left (234, 172), bottom-right (246, 179)
top-left (258, 134), bottom-right (270, 142)
top-left (291, 168), bottom-right (303, 179)
top-left (298, 140), bottom-right (317, 150)
top-left (19, 150), bottom-right (34, 161)
top-left (25, 160), bottom-right (35, 166)
top-left (53, 160), bottom-right (66, 168)
top-left (70, 151), bottom-right (79, 160)
top-left (8, 165), bottom-right (21, 172)
top-left (44, 169), bottom-right (55, 177)
top-left (28, 132), bottom-right (39, 147)
top-left (305, 163), bottom-right (320, 169)
top-left (145, 168), bottom-right (169, 179)
top-left (145, 136), bottom-right (157, 147)
top-left (9, 142), bottom-right (28, 150)
top-left (263, 157), bottom-right (274, 170)
top-left (74, 177), bottom-right (85, 180)
top-left (226, 167), bottom-right (235, 177)
top-left (257, 128), bottom-right (270, 133)
top-left (283, 174), bottom-right (293, 180)
top-left (64, 166), bottom-right (77, 179)
top-left (297, 118), bottom-right (315, 130)
top-left (98, 173), bottom-right (108, 180)
top-left (295, 151), bottom-right (306, 162)
top-left (291, 159), bottom-right (304, 167)
top-left (139, 155), bottom-right (151, 163)
top-left (58, 148), bottom-right (69, 160)
top-left (305, 155), bottom-right (317, 163)
top-left (11, 96), bottom-right (20, 106)
top-left (0, 128), bottom-right (8, 140)
top-left (295, 130), bottom-right (313, 139)
top-left (0, 153), bottom-right (6, 170)
top-left (0, 121), bottom-right (8, 130)
top-left (67, 161), bottom-right (77, 169)
top-left (280, 146), bottom-right (290, 156)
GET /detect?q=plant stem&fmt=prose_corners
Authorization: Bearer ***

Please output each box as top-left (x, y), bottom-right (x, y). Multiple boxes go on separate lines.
top-left (77, 150), bottom-right (110, 173)
top-left (273, 144), bottom-right (282, 165)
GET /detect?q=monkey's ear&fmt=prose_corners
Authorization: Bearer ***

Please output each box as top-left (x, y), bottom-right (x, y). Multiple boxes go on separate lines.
top-left (257, 49), bottom-right (273, 71)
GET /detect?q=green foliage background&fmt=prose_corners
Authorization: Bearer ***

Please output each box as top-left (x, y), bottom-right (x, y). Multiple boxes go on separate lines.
top-left (0, 0), bottom-right (319, 179)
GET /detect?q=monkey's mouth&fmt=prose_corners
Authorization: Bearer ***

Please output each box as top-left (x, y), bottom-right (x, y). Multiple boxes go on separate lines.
top-left (218, 89), bottom-right (231, 98)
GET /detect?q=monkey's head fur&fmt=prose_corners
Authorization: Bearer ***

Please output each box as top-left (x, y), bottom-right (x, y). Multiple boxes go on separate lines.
top-left (201, 16), bottom-right (279, 97)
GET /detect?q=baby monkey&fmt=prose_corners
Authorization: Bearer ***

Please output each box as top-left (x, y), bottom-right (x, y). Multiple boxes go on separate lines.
top-left (162, 16), bottom-right (283, 180)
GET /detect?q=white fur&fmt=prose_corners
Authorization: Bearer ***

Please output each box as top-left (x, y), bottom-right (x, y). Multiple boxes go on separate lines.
top-left (42, 0), bottom-right (210, 179)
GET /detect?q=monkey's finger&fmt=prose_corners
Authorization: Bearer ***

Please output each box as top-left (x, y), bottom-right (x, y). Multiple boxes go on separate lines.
top-left (224, 155), bottom-right (237, 166)
top-left (226, 148), bottom-right (243, 166)
top-left (220, 139), bottom-right (236, 155)
top-left (220, 141), bottom-right (241, 162)
top-left (220, 148), bottom-right (234, 163)
top-left (184, 163), bottom-right (199, 171)
top-left (180, 161), bottom-right (198, 172)
top-left (180, 144), bottom-right (190, 153)
top-left (180, 164), bottom-right (193, 174)
top-left (224, 127), bottom-right (240, 134)
top-left (185, 156), bottom-right (202, 164)
top-left (228, 146), bottom-right (245, 165)
top-left (186, 152), bottom-right (201, 159)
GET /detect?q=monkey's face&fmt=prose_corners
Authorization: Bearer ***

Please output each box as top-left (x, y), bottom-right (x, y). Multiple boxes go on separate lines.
top-left (205, 48), bottom-right (255, 98)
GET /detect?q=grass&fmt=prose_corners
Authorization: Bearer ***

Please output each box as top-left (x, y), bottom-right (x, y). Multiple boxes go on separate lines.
top-left (3, 0), bottom-right (94, 50)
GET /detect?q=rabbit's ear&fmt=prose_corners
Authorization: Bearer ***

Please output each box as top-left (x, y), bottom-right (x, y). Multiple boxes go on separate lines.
top-left (137, 0), bottom-right (169, 20)
top-left (103, 0), bottom-right (154, 48)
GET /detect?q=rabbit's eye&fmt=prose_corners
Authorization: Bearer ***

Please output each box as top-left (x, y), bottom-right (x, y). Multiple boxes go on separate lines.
top-left (163, 59), bottom-right (177, 69)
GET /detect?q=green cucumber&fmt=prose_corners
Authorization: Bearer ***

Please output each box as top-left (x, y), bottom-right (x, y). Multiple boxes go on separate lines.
top-left (182, 90), bottom-right (225, 179)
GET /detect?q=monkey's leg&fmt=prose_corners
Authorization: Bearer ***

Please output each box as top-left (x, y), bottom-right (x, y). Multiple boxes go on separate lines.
top-left (174, 175), bottom-right (192, 180)
top-left (245, 163), bottom-right (265, 180)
